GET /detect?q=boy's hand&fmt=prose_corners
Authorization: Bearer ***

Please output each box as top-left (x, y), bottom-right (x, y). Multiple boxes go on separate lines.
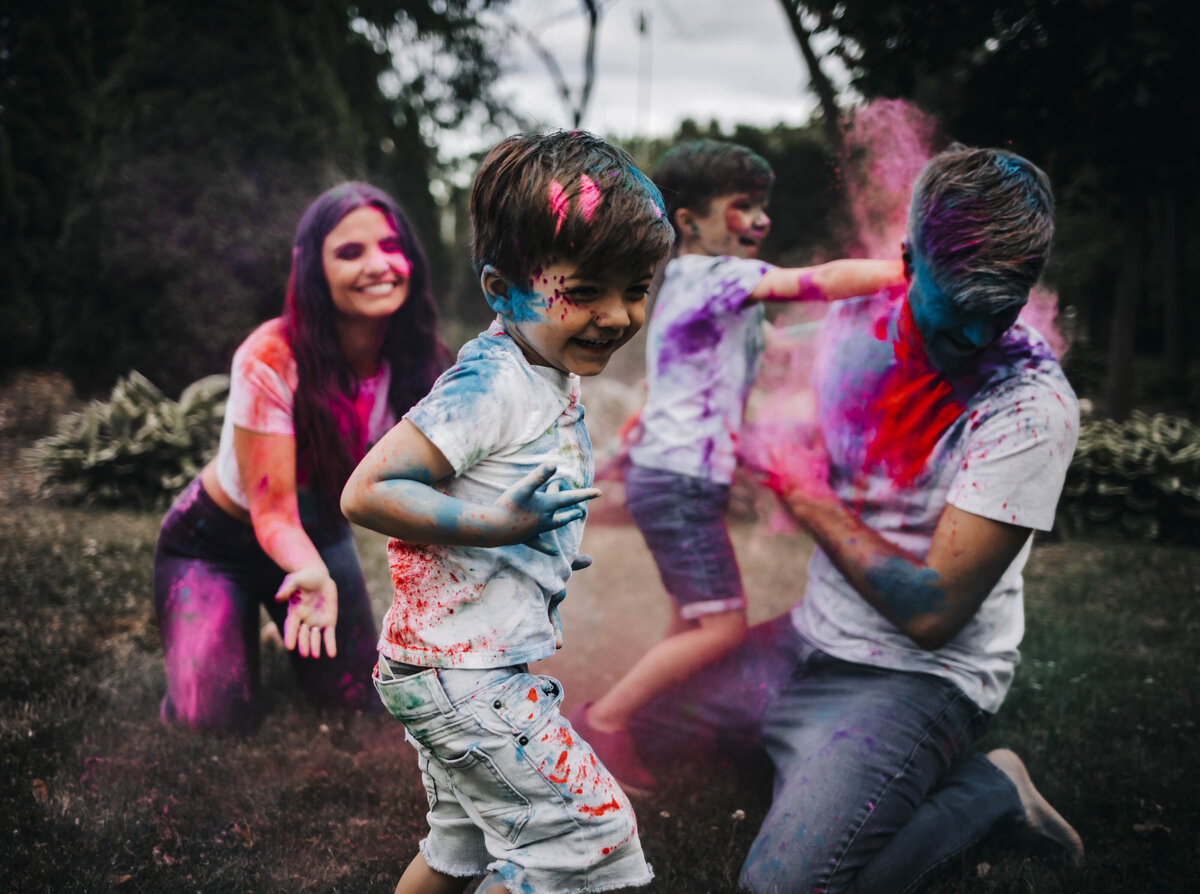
top-left (274, 563), bottom-right (338, 659)
top-left (496, 462), bottom-right (599, 555)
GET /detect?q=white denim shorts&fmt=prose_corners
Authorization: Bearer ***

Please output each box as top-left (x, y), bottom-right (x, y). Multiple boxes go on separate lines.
top-left (374, 656), bottom-right (653, 893)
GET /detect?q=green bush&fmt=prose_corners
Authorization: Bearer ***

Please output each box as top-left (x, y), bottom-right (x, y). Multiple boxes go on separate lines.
top-left (1057, 411), bottom-right (1200, 542)
top-left (31, 371), bottom-right (228, 508)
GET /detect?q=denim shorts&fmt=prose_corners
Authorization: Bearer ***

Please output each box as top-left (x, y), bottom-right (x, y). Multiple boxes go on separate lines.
top-left (624, 464), bottom-right (746, 620)
top-left (374, 656), bottom-right (653, 892)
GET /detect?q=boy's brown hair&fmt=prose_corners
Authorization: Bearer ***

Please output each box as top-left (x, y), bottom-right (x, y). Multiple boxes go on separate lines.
top-left (651, 139), bottom-right (775, 241)
top-left (471, 130), bottom-right (674, 286)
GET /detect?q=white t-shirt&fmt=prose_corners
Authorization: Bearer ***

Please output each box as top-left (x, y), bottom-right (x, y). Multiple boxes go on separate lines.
top-left (630, 254), bottom-right (772, 484)
top-left (793, 293), bottom-right (1079, 713)
top-left (378, 322), bottom-right (592, 669)
top-left (215, 319), bottom-right (393, 510)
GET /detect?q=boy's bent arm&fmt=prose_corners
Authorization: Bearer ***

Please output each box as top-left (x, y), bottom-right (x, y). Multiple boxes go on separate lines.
top-left (748, 258), bottom-right (904, 304)
top-left (341, 420), bottom-right (597, 552)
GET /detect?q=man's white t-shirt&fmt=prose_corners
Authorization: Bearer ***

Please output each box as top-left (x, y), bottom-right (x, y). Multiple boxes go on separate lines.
top-left (794, 294), bottom-right (1079, 712)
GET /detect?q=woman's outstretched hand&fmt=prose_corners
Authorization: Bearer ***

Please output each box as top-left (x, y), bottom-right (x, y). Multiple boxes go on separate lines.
top-left (274, 562), bottom-right (339, 659)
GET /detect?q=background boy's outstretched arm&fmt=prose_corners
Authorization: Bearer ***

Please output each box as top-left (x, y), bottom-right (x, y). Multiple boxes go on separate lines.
top-left (341, 419), bottom-right (598, 554)
top-left (749, 258), bottom-right (904, 304)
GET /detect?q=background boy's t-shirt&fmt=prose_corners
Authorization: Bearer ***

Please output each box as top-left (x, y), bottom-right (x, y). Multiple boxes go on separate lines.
top-left (379, 321), bottom-right (592, 668)
top-left (793, 293), bottom-right (1079, 713)
top-left (630, 254), bottom-right (772, 485)
top-left (216, 318), bottom-right (393, 511)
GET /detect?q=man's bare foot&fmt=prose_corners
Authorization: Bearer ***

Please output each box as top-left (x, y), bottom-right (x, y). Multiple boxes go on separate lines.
top-left (986, 748), bottom-right (1084, 866)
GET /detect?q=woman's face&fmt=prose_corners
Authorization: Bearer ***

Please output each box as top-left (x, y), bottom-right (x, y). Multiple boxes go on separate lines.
top-left (322, 206), bottom-right (412, 320)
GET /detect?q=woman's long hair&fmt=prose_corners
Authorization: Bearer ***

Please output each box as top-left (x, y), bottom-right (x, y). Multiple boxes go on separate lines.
top-left (283, 182), bottom-right (448, 521)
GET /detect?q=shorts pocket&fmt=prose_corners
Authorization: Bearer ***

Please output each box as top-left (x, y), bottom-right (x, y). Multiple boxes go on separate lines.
top-left (489, 674), bottom-right (564, 736)
top-left (441, 746), bottom-right (533, 845)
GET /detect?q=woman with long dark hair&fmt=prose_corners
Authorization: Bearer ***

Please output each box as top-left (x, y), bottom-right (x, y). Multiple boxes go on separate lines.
top-left (153, 182), bottom-right (447, 731)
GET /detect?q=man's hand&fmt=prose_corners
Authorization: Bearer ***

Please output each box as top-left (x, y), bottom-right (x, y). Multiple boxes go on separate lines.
top-left (760, 440), bottom-right (837, 522)
top-left (274, 562), bottom-right (338, 659)
top-left (494, 462), bottom-right (600, 555)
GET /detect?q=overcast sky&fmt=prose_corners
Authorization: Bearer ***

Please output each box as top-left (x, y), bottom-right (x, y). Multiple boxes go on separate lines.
top-left (455, 0), bottom-right (847, 153)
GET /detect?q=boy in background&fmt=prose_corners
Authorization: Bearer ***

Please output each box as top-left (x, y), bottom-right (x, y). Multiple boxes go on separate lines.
top-left (341, 131), bottom-right (673, 894)
top-left (572, 139), bottom-right (904, 792)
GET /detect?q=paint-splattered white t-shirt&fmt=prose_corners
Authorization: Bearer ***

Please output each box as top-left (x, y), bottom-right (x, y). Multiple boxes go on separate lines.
top-left (379, 321), bottom-right (592, 668)
top-left (630, 254), bottom-right (772, 484)
top-left (793, 293), bottom-right (1079, 713)
top-left (215, 319), bottom-right (393, 511)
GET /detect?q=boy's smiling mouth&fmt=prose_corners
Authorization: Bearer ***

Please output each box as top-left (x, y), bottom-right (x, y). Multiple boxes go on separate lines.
top-left (572, 336), bottom-right (618, 351)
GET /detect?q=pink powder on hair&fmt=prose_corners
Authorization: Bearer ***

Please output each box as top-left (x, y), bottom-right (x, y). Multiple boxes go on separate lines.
top-left (549, 181), bottom-right (570, 235)
top-left (579, 174), bottom-right (602, 222)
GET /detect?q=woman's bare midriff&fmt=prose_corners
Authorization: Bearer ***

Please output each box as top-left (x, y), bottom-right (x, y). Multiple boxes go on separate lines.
top-left (200, 462), bottom-right (252, 525)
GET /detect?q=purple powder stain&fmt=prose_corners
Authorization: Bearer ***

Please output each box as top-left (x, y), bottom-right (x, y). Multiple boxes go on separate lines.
top-left (659, 310), bottom-right (721, 371)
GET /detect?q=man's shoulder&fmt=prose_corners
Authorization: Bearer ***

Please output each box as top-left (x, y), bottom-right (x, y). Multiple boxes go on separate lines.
top-left (982, 321), bottom-right (1074, 397)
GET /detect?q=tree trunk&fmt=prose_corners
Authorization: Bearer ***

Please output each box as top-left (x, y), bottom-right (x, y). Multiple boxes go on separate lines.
top-left (776, 1), bottom-right (843, 154)
top-left (1105, 209), bottom-right (1145, 421)
top-left (1160, 189), bottom-right (1185, 377)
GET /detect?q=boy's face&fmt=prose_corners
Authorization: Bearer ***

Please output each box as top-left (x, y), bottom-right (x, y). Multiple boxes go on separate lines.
top-left (904, 240), bottom-right (1021, 374)
top-left (680, 190), bottom-right (771, 259)
top-left (486, 260), bottom-right (653, 376)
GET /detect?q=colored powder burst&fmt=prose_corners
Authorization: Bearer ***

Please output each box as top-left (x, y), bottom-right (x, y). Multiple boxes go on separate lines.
top-left (1019, 284), bottom-right (1070, 360)
top-left (841, 98), bottom-right (941, 260)
top-left (738, 100), bottom-right (941, 511)
top-left (737, 98), bottom-right (1069, 521)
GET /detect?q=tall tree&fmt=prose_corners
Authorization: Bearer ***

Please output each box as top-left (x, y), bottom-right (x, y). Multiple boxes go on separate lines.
top-left (0, 0), bottom-right (510, 394)
top-left (796, 0), bottom-right (1200, 418)
top-left (775, 2), bottom-right (843, 154)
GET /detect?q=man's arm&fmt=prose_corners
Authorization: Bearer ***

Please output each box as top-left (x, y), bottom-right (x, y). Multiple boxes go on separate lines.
top-left (749, 259), bottom-right (904, 304)
top-left (341, 419), bottom-right (598, 554)
top-left (764, 443), bottom-right (1031, 650)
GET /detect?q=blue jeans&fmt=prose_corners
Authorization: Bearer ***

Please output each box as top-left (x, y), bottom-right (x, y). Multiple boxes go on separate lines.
top-left (624, 464), bottom-right (746, 620)
top-left (153, 477), bottom-right (380, 731)
top-left (630, 616), bottom-right (1025, 893)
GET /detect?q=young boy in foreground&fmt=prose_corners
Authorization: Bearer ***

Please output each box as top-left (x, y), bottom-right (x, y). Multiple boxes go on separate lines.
top-left (341, 131), bottom-right (673, 894)
top-left (573, 139), bottom-right (905, 792)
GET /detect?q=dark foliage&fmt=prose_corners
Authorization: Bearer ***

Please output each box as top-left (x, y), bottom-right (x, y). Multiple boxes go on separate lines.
top-left (0, 0), bottom-right (509, 396)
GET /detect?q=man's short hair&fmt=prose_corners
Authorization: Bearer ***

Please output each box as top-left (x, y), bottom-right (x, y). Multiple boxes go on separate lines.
top-left (907, 145), bottom-right (1055, 313)
top-left (471, 130), bottom-right (674, 286)
top-left (652, 139), bottom-right (775, 241)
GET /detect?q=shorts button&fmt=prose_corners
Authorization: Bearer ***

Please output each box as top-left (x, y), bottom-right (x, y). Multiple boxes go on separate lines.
top-left (493, 700), bottom-right (503, 709)
top-left (518, 736), bottom-right (529, 745)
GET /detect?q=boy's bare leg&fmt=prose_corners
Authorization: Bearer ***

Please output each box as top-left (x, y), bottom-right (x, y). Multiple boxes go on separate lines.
top-left (394, 853), bottom-right (473, 894)
top-left (587, 608), bottom-right (747, 731)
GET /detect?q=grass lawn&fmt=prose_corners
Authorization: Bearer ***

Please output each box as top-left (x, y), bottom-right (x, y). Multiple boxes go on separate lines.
top-left (2, 499), bottom-right (1197, 893)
